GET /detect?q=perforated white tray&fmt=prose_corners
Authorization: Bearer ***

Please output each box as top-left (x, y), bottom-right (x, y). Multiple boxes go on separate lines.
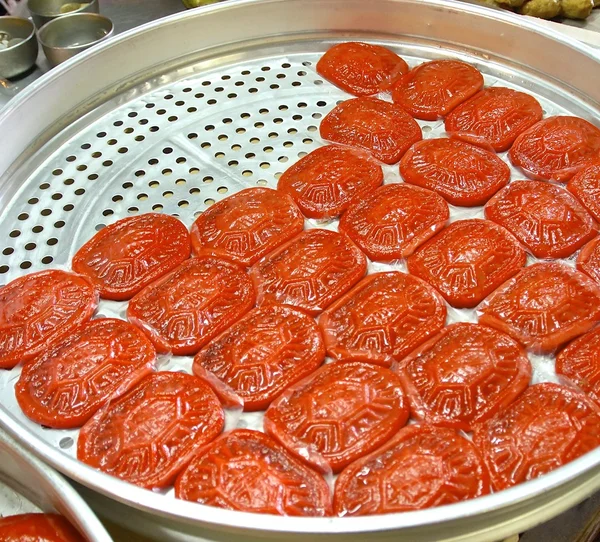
top-left (1, 1), bottom-right (600, 541)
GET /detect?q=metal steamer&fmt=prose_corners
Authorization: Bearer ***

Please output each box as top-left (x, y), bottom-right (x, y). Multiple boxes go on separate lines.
top-left (0, 0), bottom-right (600, 540)
top-left (0, 430), bottom-right (112, 541)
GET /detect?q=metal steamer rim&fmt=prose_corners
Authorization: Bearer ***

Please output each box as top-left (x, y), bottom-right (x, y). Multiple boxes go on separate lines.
top-left (1, 0), bottom-right (600, 540)
top-left (0, 430), bottom-right (112, 542)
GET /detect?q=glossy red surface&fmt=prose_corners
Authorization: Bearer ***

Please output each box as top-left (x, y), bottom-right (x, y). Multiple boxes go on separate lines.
top-left (127, 257), bottom-right (255, 355)
top-left (320, 97), bottom-right (422, 164)
top-left (16, 318), bottom-right (156, 428)
top-left (473, 383), bottom-right (600, 490)
top-left (250, 229), bottom-right (367, 316)
top-left (193, 304), bottom-right (325, 411)
top-left (72, 213), bottom-right (191, 300)
top-left (334, 424), bottom-right (490, 515)
top-left (398, 323), bottom-right (531, 430)
top-left (392, 60), bottom-right (483, 120)
top-left (317, 42), bottom-right (409, 96)
top-left (319, 271), bottom-right (447, 367)
top-left (485, 180), bottom-right (597, 259)
top-left (264, 362), bottom-right (409, 473)
top-left (278, 145), bottom-right (383, 219)
top-left (445, 87), bottom-right (543, 152)
top-left (400, 138), bottom-right (511, 206)
top-left (190, 187), bottom-right (304, 267)
top-left (509, 116), bottom-right (600, 182)
top-left (479, 262), bottom-right (600, 353)
top-left (78, 372), bottom-right (225, 489)
top-left (339, 183), bottom-right (449, 261)
top-left (175, 429), bottom-right (331, 516)
top-left (0, 270), bottom-right (97, 369)
top-left (407, 219), bottom-right (526, 308)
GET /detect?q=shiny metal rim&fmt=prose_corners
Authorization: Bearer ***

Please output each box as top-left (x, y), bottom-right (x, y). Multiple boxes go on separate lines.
top-left (0, 0), bottom-right (599, 539)
top-left (0, 430), bottom-right (112, 541)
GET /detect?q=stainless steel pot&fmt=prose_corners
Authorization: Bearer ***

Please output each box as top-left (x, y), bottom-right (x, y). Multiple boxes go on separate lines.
top-left (0, 1), bottom-right (599, 540)
top-left (37, 12), bottom-right (114, 67)
top-left (27, 0), bottom-right (101, 29)
top-left (0, 429), bottom-right (112, 542)
top-left (0, 17), bottom-right (38, 79)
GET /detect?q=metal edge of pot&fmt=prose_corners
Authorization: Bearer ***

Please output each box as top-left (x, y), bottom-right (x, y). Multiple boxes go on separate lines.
top-left (0, 0), bottom-right (599, 539)
top-left (0, 429), bottom-right (112, 542)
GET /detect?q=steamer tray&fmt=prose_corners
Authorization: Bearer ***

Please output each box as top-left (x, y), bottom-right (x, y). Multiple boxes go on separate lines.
top-left (1, 0), bottom-right (600, 540)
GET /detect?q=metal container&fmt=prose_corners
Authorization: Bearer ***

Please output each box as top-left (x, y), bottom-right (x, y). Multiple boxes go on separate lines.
top-left (27, 0), bottom-right (100, 29)
top-left (0, 429), bottom-right (112, 541)
top-left (0, 17), bottom-right (38, 79)
top-left (0, 0), bottom-right (600, 540)
top-left (37, 12), bottom-right (113, 67)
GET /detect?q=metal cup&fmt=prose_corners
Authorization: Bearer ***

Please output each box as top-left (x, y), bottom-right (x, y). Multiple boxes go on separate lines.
top-left (27, 0), bottom-right (100, 29)
top-left (37, 12), bottom-right (113, 67)
top-left (0, 17), bottom-right (38, 79)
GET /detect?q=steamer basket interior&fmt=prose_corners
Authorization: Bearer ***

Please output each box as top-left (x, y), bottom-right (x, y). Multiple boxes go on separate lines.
top-left (1, 1), bottom-right (600, 540)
